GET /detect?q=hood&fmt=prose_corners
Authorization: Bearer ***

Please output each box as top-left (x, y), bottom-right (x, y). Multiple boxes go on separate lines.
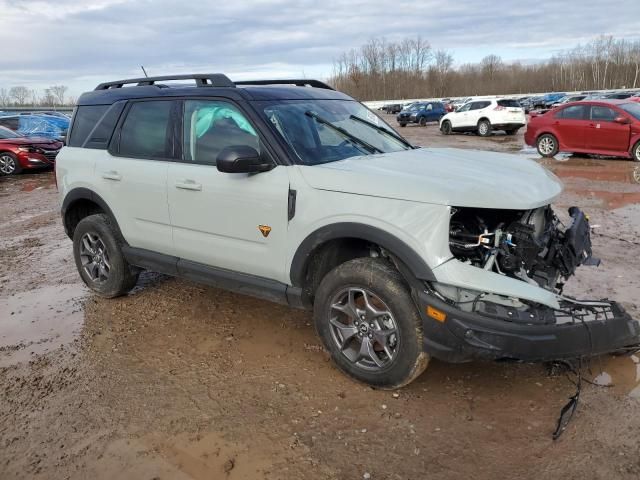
top-left (0, 136), bottom-right (61, 147)
top-left (298, 148), bottom-right (563, 209)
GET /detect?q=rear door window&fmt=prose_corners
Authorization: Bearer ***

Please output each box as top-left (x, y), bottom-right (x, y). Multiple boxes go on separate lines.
top-left (556, 105), bottom-right (587, 119)
top-left (118, 100), bottom-right (174, 159)
top-left (590, 106), bottom-right (617, 122)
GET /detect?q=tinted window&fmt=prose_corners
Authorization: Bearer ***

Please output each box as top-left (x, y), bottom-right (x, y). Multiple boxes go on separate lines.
top-left (68, 105), bottom-right (109, 147)
top-left (497, 99), bottom-right (521, 108)
top-left (457, 104), bottom-right (471, 112)
top-left (620, 103), bottom-right (640, 120)
top-left (183, 100), bottom-right (259, 164)
top-left (556, 105), bottom-right (586, 119)
top-left (0, 117), bottom-right (20, 131)
top-left (119, 101), bottom-right (173, 158)
top-left (590, 106), bottom-right (617, 121)
top-left (470, 101), bottom-right (490, 110)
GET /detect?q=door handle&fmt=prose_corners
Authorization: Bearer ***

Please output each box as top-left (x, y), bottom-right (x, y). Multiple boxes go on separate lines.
top-left (175, 180), bottom-right (202, 191)
top-left (101, 170), bottom-right (122, 181)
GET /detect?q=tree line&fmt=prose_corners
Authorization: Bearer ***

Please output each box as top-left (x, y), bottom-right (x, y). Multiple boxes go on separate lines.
top-left (0, 85), bottom-right (74, 108)
top-left (329, 35), bottom-right (640, 101)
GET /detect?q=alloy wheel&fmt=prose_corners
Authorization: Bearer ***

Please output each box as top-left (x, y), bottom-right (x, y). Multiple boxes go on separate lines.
top-left (328, 287), bottom-right (399, 371)
top-left (79, 232), bottom-right (111, 283)
top-left (0, 154), bottom-right (16, 175)
top-left (539, 137), bottom-right (555, 155)
top-left (479, 122), bottom-right (489, 135)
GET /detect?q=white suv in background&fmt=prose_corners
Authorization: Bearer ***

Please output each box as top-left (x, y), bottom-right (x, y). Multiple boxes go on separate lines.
top-left (440, 99), bottom-right (526, 136)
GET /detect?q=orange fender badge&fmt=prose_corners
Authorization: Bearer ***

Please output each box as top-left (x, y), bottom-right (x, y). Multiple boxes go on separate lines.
top-left (258, 225), bottom-right (272, 237)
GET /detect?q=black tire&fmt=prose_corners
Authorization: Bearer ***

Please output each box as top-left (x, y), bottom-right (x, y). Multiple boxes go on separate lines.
top-left (632, 141), bottom-right (640, 162)
top-left (73, 213), bottom-right (139, 298)
top-left (313, 258), bottom-right (429, 389)
top-left (399, 123), bottom-right (407, 128)
top-left (505, 128), bottom-right (519, 135)
top-left (441, 120), bottom-right (452, 135)
top-left (0, 152), bottom-right (21, 176)
top-left (418, 117), bottom-right (427, 127)
top-left (477, 119), bottom-right (492, 137)
top-left (536, 133), bottom-right (559, 158)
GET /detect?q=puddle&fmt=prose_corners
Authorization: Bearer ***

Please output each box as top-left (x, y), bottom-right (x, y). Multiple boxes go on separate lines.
top-left (0, 283), bottom-right (87, 367)
top-left (591, 354), bottom-right (640, 398)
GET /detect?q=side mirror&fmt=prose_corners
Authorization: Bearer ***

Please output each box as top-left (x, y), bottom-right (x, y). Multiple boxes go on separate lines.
top-left (614, 116), bottom-right (631, 125)
top-left (216, 146), bottom-right (273, 173)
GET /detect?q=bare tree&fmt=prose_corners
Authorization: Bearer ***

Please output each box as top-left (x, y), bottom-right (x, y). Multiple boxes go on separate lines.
top-left (50, 85), bottom-right (68, 106)
top-left (9, 86), bottom-right (30, 105)
top-left (0, 88), bottom-right (8, 107)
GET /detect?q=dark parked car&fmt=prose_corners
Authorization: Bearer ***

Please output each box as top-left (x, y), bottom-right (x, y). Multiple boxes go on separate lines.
top-left (525, 100), bottom-right (640, 161)
top-left (381, 103), bottom-right (403, 114)
top-left (396, 101), bottom-right (446, 127)
top-left (0, 126), bottom-right (63, 175)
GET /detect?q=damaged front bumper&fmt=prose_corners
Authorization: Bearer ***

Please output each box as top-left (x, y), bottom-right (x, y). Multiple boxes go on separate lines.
top-left (415, 289), bottom-right (640, 363)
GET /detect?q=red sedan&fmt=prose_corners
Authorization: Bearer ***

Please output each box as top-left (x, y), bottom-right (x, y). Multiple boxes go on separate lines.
top-left (525, 100), bottom-right (640, 161)
top-left (0, 126), bottom-right (63, 176)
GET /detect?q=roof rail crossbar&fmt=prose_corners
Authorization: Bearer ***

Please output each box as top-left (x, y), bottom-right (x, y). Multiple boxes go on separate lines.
top-left (234, 79), bottom-right (334, 90)
top-left (95, 74), bottom-right (235, 90)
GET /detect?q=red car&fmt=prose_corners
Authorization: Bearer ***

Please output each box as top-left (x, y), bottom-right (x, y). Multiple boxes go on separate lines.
top-left (0, 126), bottom-right (63, 176)
top-left (525, 100), bottom-right (640, 161)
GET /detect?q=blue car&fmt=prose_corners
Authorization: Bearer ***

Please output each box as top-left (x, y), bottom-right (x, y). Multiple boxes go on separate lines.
top-left (396, 101), bottom-right (446, 127)
top-left (0, 114), bottom-right (69, 140)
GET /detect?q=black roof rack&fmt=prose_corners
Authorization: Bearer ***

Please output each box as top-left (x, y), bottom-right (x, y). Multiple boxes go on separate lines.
top-left (95, 74), bottom-right (235, 90)
top-left (234, 79), bottom-right (334, 90)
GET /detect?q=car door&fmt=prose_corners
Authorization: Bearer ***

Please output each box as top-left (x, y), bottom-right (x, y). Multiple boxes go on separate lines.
top-left (466, 101), bottom-right (489, 127)
top-left (585, 105), bottom-right (631, 154)
top-left (95, 99), bottom-right (175, 255)
top-left (167, 98), bottom-right (291, 283)
top-left (452, 103), bottom-right (472, 128)
top-left (551, 104), bottom-right (589, 151)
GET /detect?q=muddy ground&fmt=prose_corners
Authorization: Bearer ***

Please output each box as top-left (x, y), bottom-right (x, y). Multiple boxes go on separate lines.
top-left (1, 120), bottom-right (640, 480)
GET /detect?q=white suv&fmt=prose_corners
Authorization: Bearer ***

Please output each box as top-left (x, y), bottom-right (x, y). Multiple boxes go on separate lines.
top-left (57, 74), bottom-right (639, 389)
top-left (440, 99), bottom-right (526, 136)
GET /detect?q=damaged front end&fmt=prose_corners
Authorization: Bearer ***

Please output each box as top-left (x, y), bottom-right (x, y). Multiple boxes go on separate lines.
top-left (416, 205), bottom-right (640, 363)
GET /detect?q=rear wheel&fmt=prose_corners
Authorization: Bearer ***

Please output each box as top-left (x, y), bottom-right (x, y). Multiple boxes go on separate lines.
top-left (73, 214), bottom-right (139, 298)
top-left (441, 120), bottom-right (452, 135)
top-left (505, 128), bottom-right (519, 135)
top-left (313, 258), bottom-right (429, 389)
top-left (632, 141), bottom-right (640, 162)
top-left (399, 123), bottom-right (407, 128)
top-left (0, 152), bottom-right (20, 176)
top-left (477, 119), bottom-right (492, 137)
top-left (419, 117), bottom-right (427, 127)
top-left (536, 134), bottom-right (559, 157)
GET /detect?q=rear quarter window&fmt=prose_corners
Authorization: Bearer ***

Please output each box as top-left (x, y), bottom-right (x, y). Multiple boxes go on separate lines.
top-left (497, 100), bottom-right (521, 108)
top-left (68, 105), bottom-right (109, 147)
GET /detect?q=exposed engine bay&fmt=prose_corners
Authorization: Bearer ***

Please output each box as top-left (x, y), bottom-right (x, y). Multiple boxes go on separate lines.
top-left (448, 205), bottom-right (599, 293)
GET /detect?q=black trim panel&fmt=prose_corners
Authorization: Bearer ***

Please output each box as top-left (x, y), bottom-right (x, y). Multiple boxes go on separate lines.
top-left (290, 222), bottom-right (436, 286)
top-left (61, 187), bottom-right (125, 240)
top-left (122, 246), bottom-right (303, 307)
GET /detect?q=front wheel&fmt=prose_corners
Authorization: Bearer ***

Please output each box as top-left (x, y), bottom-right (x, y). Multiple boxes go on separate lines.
top-left (477, 119), bottom-right (492, 137)
top-left (398, 123), bottom-right (407, 128)
top-left (0, 152), bottom-right (21, 176)
top-left (73, 214), bottom-right (139, 298)
top-left (505, 128), bottom-right (519, 135)
top-left (313, 258), bottom-right (429, 389)
top-left (418, 117), bottom-right (427, 127)
top-left (536, 133), bottom-right (559, 157)
top-left (441, 120), bottom-right (452, 135)
top-left (632, 141), bottom-right (640, 162)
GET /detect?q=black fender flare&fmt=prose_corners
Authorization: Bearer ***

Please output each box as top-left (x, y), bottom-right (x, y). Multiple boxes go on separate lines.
top-left (289, 222), bottom-right (436, 287)
top-left (61, 187), bottom-right (124, 241)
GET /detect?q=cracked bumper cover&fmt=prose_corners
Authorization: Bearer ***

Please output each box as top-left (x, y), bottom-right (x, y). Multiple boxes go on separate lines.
top-left (414, 290), bottom-right (640, 363)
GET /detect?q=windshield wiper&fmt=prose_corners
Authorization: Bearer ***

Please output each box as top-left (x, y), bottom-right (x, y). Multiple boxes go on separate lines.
top-left (349, 114), bottom-right (414, 149)
top-left (304, 111), bottom-right (382, 154)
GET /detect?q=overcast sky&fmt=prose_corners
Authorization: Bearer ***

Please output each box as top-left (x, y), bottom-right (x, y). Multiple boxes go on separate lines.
top-left (2, 0), bottom-right (639, 98)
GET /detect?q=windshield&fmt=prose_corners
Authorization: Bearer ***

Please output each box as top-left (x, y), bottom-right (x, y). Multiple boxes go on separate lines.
top-left (260, 100), bottom-right (411, 165)
top-left (0, 126), bottom-right (22, 139)
top-left (620, 103), bottom-right (640, 120)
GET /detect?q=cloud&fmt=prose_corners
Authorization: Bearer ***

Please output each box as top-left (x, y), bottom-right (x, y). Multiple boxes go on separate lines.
top-left (0, 0), bottom-right (639, 96)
